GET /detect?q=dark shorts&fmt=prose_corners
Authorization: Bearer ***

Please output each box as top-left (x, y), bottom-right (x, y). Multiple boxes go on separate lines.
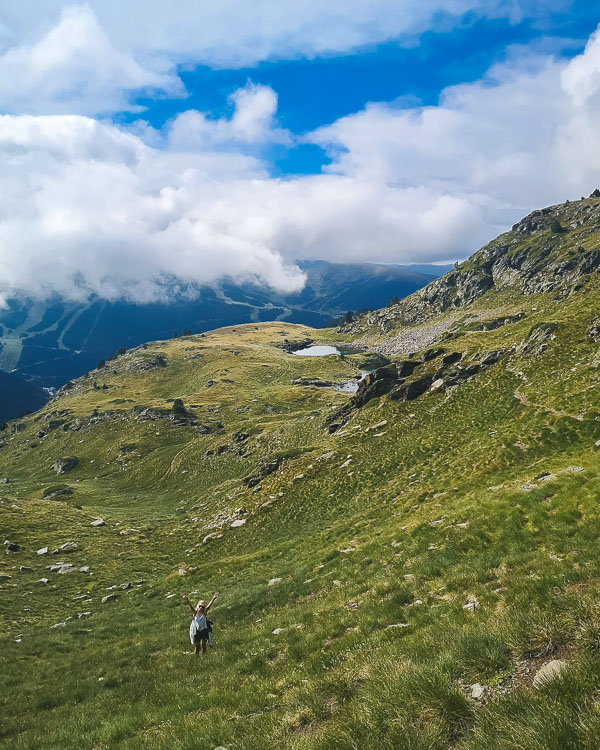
top-left (194, 628), bottom-right (209, 642)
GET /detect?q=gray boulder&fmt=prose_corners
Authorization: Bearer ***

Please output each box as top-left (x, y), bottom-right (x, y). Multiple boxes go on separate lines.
top-left (42, 485), bottom-right (73, 501)
top-left (533, 659), bottom-right (567, 687)
top-left (52, 457), bottom-right (79, 474)
top-left (59, 542), bottom-right (78, 552)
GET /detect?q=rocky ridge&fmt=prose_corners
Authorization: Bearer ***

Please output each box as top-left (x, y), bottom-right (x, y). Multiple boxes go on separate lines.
top-left (342, 194), bottom-right (600, 342)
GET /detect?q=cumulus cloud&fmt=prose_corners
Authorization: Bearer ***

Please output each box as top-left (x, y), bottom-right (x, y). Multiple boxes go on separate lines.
top-left (0, 6), bottom-right (182, 115)
top-left (0, 112), bottom-right (305, 303)
top-left (309, 31), bottom-right (600, 237)
top-left (0, 1), bottom-right (571, 78)
top-left (1, 6), bottom-right (600, 303)
top-left (168, 83), bottom-right (291, 151)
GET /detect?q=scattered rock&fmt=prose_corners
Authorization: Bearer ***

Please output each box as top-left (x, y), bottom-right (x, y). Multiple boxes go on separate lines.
top-left (230, 519), bottom-right (246, 528)
top-left (19, 566), bottom-right (33, 572)
top-left (51, 457), bottom-right (79, 474)
top-left (463, 595), bottom-right (479, 612)
top-left (37, 547), bottom-right (49, 556)
top-left (59, 542), bottom-right (78, 552)
top-left (3, 540), bottom-right (21, 552)
top-left (365, 420), bottom-right (388, 433)
top-left (90, 519), bottom-right (105, 527)
top-left (120, 581), bottom-right (132, 590)
top-left (268, 578), bottom-right (282, 586)
top-left (38, 578), bottom-right (49, 584)
top-left (102, 594), bottom-right (119, 603)
top-left (386, 622), bottom-right (409, 630)
top-left (42, 485), bottom-right (73, 501)
top-left (272, 628), bottom-right (285, 635)
top-left (562, 465), bottom-right (585, 474)
top-left (0, 573), bottom-right (12, 582)
top-left (79, 566), bottom-right (91, 573)
top-left (533, 659), bottom-right (567, 687)
top-left (470, 683), bottom-right (486, 699)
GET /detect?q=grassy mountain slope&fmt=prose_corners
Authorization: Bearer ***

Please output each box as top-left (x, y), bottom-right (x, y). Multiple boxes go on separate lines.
top-left (3, 198), bottom-right (600, 749)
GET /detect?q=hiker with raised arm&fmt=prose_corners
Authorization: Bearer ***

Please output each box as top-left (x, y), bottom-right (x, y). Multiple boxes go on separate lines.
top-left (183, 591), bottom-right (218, 655)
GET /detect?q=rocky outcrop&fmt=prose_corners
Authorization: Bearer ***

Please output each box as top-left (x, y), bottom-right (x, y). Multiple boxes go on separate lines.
top-left (277, 338), bottom-right (313, 353)
top-left (52, 457), bottom-right (78, 474)
top-left (588, 318), bottom-right (600, 342)
top-left (518, 323), bottom-right (558, 357)
top-left (341, 198), bottom-right (600, 339)
top-left (438, 350), bottom-right (506, 388)
top-left (292, 377), bottom-right (334, 387)
top-left (396, 360), bottom-right (422, 378)
top-left (327, 365), bottom-right (399, 427)
top-left (124, 354), bottom-right (167, 371)
top-left (389, 375), bottom-right (435, 401)
top-left (243, 458), bottom-right (283, 488)
top-left (470, 313), bottom-right (526, 331)
top-left (42, 485), bottom-right (73, 500)
top-left (327, 347), bottom-right (507, 427)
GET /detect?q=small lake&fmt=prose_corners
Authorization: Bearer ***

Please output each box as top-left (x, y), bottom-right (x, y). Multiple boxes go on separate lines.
top-left (292, 345), bottom-right (371, 392)
top-left (293, 345), bottom-right (343, 357)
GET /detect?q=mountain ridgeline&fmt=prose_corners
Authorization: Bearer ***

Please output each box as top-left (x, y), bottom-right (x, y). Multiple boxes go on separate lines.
top-left (3, 195), bottom-right (600, 749)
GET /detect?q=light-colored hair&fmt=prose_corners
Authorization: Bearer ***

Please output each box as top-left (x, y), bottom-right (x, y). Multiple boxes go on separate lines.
top-left (196, 600), bottom-right (205, 609)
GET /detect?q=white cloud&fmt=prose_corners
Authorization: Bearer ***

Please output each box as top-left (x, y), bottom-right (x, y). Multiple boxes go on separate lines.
top-left (1, 8), bottom-right (600, 303)
top-left (0, 6), bottom-right (182, 115)
top-left (0, 2), bottom-right (571, 82)
top-left (308, 32), bottom-right (600, 237)
top-left (168, 83), bottom-right (291, 151)
top-left (0, 112), bottom-right (305, 303)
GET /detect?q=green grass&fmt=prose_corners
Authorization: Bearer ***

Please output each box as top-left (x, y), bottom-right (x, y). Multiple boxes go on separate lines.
top-left (2, 275), bottom-right (600, 748)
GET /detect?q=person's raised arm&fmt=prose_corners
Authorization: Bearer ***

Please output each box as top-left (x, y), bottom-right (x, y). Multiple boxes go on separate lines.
top-left (182, 594), bottom-right (196, 614)
top-left (205, 591), bottom-right (219, 613)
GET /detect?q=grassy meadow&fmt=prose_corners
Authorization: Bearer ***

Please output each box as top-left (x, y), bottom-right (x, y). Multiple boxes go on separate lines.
top-left (2, 267), bottom-right (600, 748)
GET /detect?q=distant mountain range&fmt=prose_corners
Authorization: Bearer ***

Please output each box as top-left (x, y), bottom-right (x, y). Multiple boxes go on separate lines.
top-left (0, 260), bottom-right (448, 390)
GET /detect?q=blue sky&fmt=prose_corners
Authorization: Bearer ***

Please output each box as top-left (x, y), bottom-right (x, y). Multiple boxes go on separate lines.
top-left (0, 1), bottom-right (600, 301)
top-left (125, 2), bottom-right (600, 175)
